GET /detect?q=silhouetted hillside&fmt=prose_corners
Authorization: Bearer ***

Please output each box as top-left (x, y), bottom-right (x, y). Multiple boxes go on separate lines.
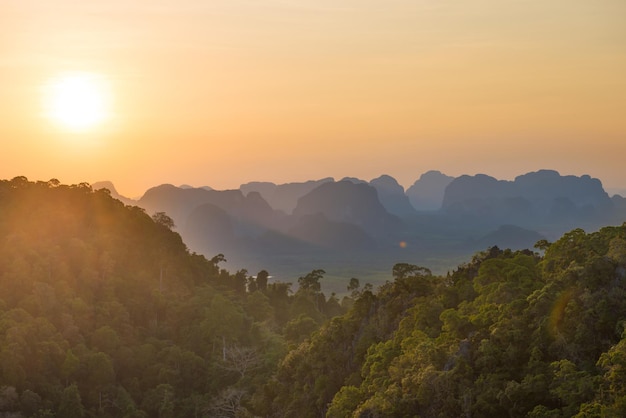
top-left (613, 195), bottom-right (626, 211)
top-left (292, 180), bottom-right (403, 238)
top-left (442, 170), bottom-right (615, 235)
top-left (443, 170), bottom-right (611, 209)
top-left (369, 174), bottom-right (416, 217)
top-left (140, 183), bottom-right (279, 228)
top-left (179, 184), bottom-right (212, 191)
top-left (607, 187), bottom-right (626, 198)
top-left (92, 181), bottom-right (135, 205)
top-left (182, 202), bottom-right (235, 255)
top-left (94, 170), bottom-right (626, 283)
top-left (239, 178), bottom-right (333, 214)
top-left (340, 177), bottom-right (367, 184)
top-left (406, 170), bottom-right (455, 211)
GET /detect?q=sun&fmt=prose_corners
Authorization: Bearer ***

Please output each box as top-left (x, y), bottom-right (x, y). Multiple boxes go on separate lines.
top-left (44, 72), bottom-right (112, 132)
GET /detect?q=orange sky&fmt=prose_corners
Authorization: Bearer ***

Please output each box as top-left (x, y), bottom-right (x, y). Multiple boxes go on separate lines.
top-left (2, 0), bottom-right (625, 197)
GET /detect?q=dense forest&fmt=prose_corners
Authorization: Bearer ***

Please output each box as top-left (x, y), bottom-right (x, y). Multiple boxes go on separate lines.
top-left (1, 177), bottom-right (626, 417)
top-left (0, 178), bottom-right (344, 417)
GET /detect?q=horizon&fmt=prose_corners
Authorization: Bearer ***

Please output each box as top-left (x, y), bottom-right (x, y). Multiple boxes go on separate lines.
top-left (2, 1), bottom-right (625, 197)
top-left (84, 168), bottom-right (623, 199)
top-left (4, 167), bottom-right (626, 199)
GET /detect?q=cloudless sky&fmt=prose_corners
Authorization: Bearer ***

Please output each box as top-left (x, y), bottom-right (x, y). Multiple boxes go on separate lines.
top-left (1, 0), bottom-right (625, 197)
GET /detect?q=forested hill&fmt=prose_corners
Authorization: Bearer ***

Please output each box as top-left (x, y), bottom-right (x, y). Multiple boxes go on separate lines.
top-left (3, 177), bottom-right (626, 418)
top-left (261, 225), bottom-right (626, 417)
top-left (0, 177), bottom-right (345, 417)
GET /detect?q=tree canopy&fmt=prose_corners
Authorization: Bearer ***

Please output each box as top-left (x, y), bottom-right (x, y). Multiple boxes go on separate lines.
top-left (260, 225), bottom-right (626, 417)
top-left (0, 178), bottom-right (345, 417)
top-left (2, 177), bottom-right (626, 417)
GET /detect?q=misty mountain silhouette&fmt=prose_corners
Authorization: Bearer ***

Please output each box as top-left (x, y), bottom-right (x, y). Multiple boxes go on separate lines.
top-left (180, 184), bottom-right (213, 191)
top-left (292, 180), bottom-right (403, 238)
top-left (340, 175), bottom-right (416, 217)
top-left (406, 170), bottom-right (455, 211)
top-left (183, 202), bottom-right (235, 256)
top-left (240, 178), bottom-right (333, 214)
top-left (441, 170), bottom-right (614, 232)
top-left (94, 169), bottom-right (625, 279)
top-left (137, 184), bottom-right (283, 259)
top-left (92, 181), bottom-right (135, 205)
top-left (613, 195), bottom-right (626, 211)
top-left (369, 175), bottom-right (417, 217)
top-left (139, 184), bottom-right (278, 229)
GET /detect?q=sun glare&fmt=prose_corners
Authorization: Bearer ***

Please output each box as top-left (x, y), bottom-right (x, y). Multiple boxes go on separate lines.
top-left (44, 72), bottom-right (112, 132)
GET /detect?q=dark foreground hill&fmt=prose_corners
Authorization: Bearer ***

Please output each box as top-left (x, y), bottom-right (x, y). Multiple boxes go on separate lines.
top-left (0, 177), bottom-right (346, 417)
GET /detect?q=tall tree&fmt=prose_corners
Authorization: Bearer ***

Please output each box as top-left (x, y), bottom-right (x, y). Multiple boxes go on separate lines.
top-left (58, 384), bottom-right (85, 418)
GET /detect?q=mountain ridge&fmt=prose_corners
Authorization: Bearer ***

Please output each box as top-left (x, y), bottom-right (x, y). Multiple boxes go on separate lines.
top-left (91, 170), bottom-right (625, 283)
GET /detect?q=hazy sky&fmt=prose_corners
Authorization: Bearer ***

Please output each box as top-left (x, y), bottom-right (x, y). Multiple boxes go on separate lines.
top-left (2, 0), bottom-right (625, 196)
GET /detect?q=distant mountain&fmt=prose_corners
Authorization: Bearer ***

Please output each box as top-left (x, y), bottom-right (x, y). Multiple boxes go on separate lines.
top-left (607, 187), bottom-right (626, 198)
top-left (444, 170), bottom-right (611, 208)
top-left (514, 170), bottom-right (610, 208)
top-left (137, 184), bottom-right (283, 259)
top-left (182, 202), bottom-right (235, 256)
top-left (138, 184), bottom-right (277, 228)
top-left (341, 175), bottom-right (416, 217)
top-left (340, 177), bottom-right (368, 185)
top-left (442, 174), bottom-right (511, 205)
top-left (406, 170), bottom-right (455, 211)
top-left (240, 178), bottom-right (334, 214)
top-left (292, 180), bottom-right (403, 238)
top-left (179, 184), bottom-right (213, 191)
top-left (139, 184), bottom-right (221, 223)
top-left (369, 175), bottom-right (417, 218)
top-left (441, 170), bottom-right (614, 235)
top-left (100, 169), bottom-right (626, 281)
top-left (613, 195), bottom-right (626, 210)
top-left (91, 181), bottom-right (135, 205)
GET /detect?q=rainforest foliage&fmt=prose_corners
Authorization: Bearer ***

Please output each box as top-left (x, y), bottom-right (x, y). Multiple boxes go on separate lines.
top-left (262, 227), bottom-right (626, 417)
top-left (0, 178), bottom-right (342, 417)
top-left (1, 177), bottom-right (626, 417)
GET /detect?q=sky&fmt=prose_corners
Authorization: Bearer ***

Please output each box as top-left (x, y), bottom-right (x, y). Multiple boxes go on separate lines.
top-left (2, 0), bottom-right (625, 197)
